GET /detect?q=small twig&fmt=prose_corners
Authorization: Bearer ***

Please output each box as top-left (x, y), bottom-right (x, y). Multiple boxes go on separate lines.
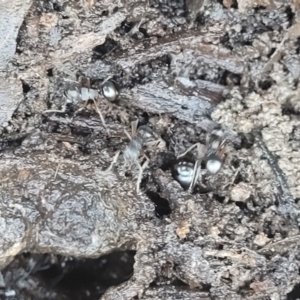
top-left (177, 143), bottom-right (199, 158)
top-left (223, 166), bottom-right (241, 189)
top-left (104, 150), bottom-right (121, 172)
top-left (62, 78), bottom-right (79, 84)
top-left (255, 131), bottom-right (298, 222)
top-left (43, 101), bottom-right (67, 114)
top-left (131, 119), bottom-right (138, 137)
top-left (124, 129), bottom-right (132, 141)
top-left (144, 139), bottom-right (165, 149)
top-left (53, 163), bottom-right (61, 180)
top-left (93, 98), bottom-right (109, 134)
top-left (261, 34), bottom-right (288, 75)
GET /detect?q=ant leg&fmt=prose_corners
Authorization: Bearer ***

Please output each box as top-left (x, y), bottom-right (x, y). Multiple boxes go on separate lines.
top-left (188, 143), bottom-right (204, 191)
top-left (206, 131), bottom-right (211, 147)
top-left (43, 101), bottom-right (67, 114)
top-left (124, 129), bottom-right (132, 141)
top-left (104, 150), bottom-right (121, 172)
top-left (124, 119), bottom-right (138, 141)
top-left (188, 161), bottom-right (200, 191)
top-left (144, 138), bottom-right (166, 150)
top-left (177, 143), bottom-right (201, 158)
top-left (93, 98), bottom-right (109, 134)
top-left (131, 119), bottom-right (138, 137)
top-left (220, 138), bottom-right (227, 148)
top-left (136, 157), bottom-right (149, 194)
top-left (72, 97), bottom-right (89, 119)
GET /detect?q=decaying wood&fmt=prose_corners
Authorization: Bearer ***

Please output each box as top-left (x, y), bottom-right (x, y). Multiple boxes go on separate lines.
top-left (0, 79), bottom-right (23, 126)
top-left (113, 32), bottom-right (245, 74)
top-left (0, 0), bottom-right (33, 71)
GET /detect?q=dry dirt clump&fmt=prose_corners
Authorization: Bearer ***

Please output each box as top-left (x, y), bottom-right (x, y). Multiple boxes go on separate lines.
top-left (1, 0), bottom-right (300, 300)
top-left (213, 63), bottom-right (300, 199)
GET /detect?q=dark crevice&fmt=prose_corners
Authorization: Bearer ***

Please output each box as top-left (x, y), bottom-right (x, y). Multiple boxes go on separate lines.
top-left (46, 121), bottom-right (64, 134)
top-left (171, 278), bottom-right (190, 287)
top-left (236, 132), bottom-right (255, 150)
top-left (2, 251), bottom-right (135, 300)
top-left (101, 10), bottom-right (109, 16)
top-left (231, 158), bottom-right (240, 169)
top-left (137, 111), bottom-right (149, 126)
top-left (47, 68), bottom-right (53, 77)
top-left (267, 232), bottom-right (275, 239)
top-left (217, 244), bottom-right (224, 250)
top-left (236, 280), bottom-right (253, 296)
top-left (287, 282), bottom-right (300, 300)
top-left (195, 12), bottom-right (207, 26)
top-left (70, 126), bottom-right (93, 137)
top-left (22, 81), bottom-right (31, 94)
top-left (78, 143), bottom-right (92, 155)
top-left (220, 33), bottom-right (232, 50)
top-left (146, 191), bottom-right (172, 217)
top-left (217, 0), bottom-right (238, 9)
top-left (117, 20), bottom-right (135, 35)
top-left (235, 201), bottom-right (248, 210)
top-left (253, 6), bottom-right (268, 12)
top-left (139, 27), bottom-right (149, 38)
top-left (92, 38), bottom-right (118, 60)
top-left (233, 173), bottom-right (243, 185)
top-left (7, 135), bottom-right (24, 148)
top-left (159, 153), bottom-right (176, 171)
top-left (258, 78), bottom-right (273, 90)
top-left (0, 134), bottom-right (26, 151)
top-left (159, 54), bottom-right (172, 68)
top-left (53, 3), bottom-right (63, 12)
top-left (16, 22), bottom-right (26, 54)
top-left (214, 194), bottom-right (225, 203)
top-left (267, 47), bottom-right (276, 58)
top-left (192, 185), bottom-right (211, 195)
top-left (201, 283), bottom-right (212, 292)
top-left (282, 104), bottom-right (300, 116)
top-left (285, 6), bottom-right (295, 28)
top-left (231, 0), bottom-right (238, 9)
top-left (296, 37), bottom-right (300, 54)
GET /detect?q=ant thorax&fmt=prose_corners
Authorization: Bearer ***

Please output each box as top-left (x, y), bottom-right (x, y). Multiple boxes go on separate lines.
top-left (123, 125), bottom-right (154, 163)
top-left (123, 136), bottom-right (143, 162)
